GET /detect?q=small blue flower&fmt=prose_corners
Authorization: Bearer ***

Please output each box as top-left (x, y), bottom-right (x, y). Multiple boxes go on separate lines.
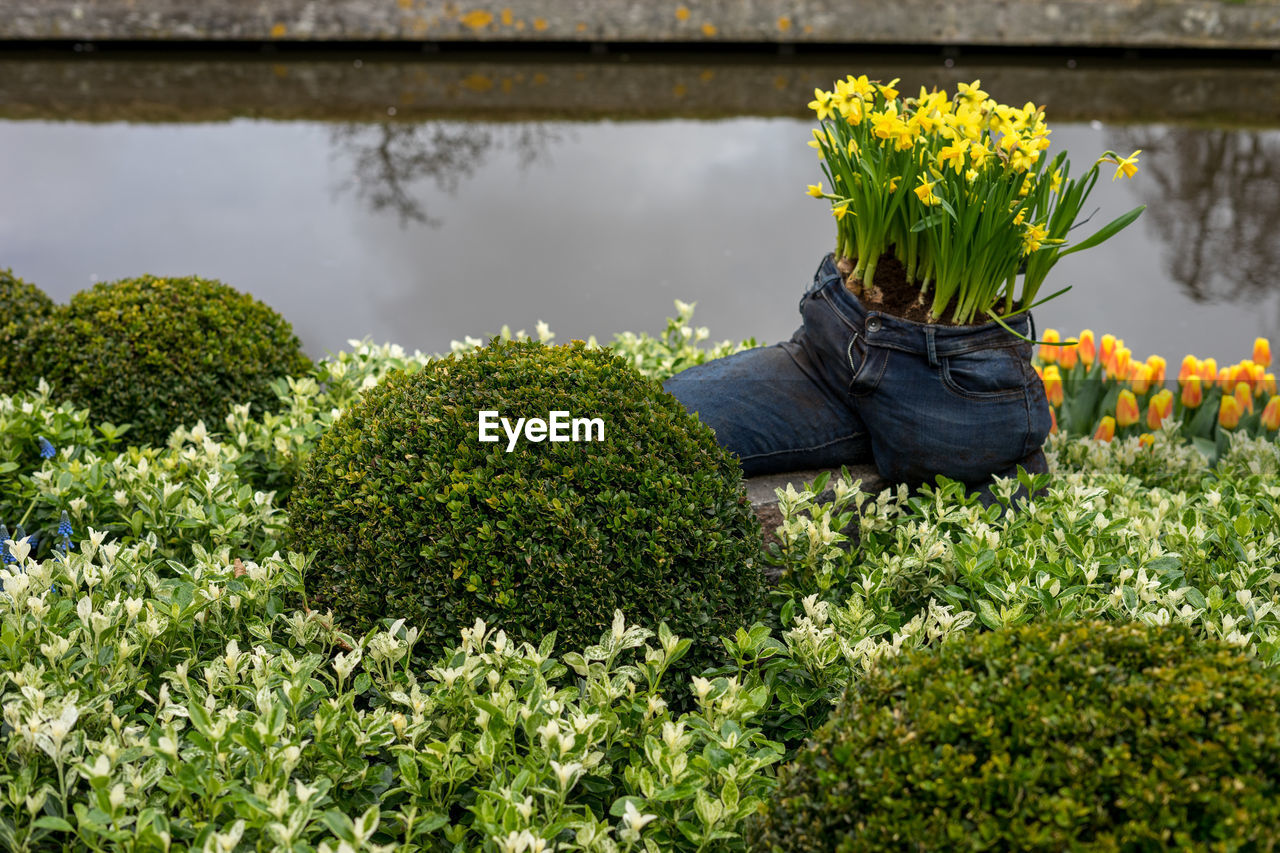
top-left (58, 511), bottom-right (73, 539)
top-left (38, 436), bottom-right (56, 459)
top-left (0, 523), bottom-right (12, 565)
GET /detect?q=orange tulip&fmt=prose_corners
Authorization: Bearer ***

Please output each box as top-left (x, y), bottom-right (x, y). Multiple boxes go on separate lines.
top-left (1049, 407), bottom-right (1059, 435)
top-left (1231, 361), bottom-right (1255, 391)
top-left (1039, 328), bottom-right (1061, 364)
top-left (1116, 389), bottom-right (1140, 428)
top-left (1058, 337), bottom-right (1079, 369)
top-left (1113, 346), bottom-right (1132, 382)
top-left (1042, 365), bottom-right (1063, 407)
top-left (1093, 415), bottom-right (1116, 442)
top-left (1234, 381), bottom-right (1254, 414)
top-left (1265, 374), bottom-right (1277, 396)
top-left (1129, 363), bottom-right (1152, 395)
top-left (1033, 362), bottom-right (1044, 380)
top-left (1255, 337), bottom-right (1272, 369)
top-left (1198, 357), bottom-right (1218, 384)
top-left (1250, 362), bottom-right (1267, 391)
top-left (1181, 375), bottom-right (1203, 409)
top-left (1262, 396), bottom-right (1280, 432)
top-left (1178, 355), bottom-right (1200, 383)
top-left (1077, 329), bottom-right (1096, 366)
top-left (1219, 395), bottom-right (1242, 430)
top-left (1100, 334), bottom-right (1117, 374)
top-left (1146, 389), bottom-right (1174, 430)
top-left (1145, 355), bottom-right (1166, 386)
top-left (1139, 433), bottom-right (1155, 449)
top-left (1217, 367), bottom-right (1232, 391)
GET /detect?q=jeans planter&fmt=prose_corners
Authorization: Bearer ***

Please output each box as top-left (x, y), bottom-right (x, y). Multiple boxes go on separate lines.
top-left (664, 254), bottom-right (1052, 501)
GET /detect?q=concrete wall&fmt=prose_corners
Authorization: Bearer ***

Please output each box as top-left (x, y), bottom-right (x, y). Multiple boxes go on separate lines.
top-left (3, 0), bottom-right (1279, 49)
top-left (4, 56), bottom-right (1279, 124)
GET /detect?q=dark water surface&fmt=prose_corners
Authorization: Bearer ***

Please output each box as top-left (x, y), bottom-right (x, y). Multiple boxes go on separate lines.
top-left (2, 52), bottom-right (1278, 365)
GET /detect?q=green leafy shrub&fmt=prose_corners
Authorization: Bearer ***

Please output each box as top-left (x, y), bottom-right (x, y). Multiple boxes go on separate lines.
top-left (0, 269), bottom-right (55, 394)
top-left (756, 619), bottom-right (1280, 851)
top-left (28, 275), bottom-right (311, 446)
top-left (290, 339), bottom-right (763, 678)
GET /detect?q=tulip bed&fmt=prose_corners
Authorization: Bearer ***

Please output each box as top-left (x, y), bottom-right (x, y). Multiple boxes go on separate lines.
top-left (1035, 329), bottom-right (1277, 460)
top-left (4, 306), bottom-right (1280, 851)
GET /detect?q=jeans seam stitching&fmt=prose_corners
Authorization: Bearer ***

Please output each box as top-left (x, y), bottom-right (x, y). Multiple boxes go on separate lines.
top-left (738, 433), bottom-right (865, 461)
top-left (818, 285), bottom-right (861, 332)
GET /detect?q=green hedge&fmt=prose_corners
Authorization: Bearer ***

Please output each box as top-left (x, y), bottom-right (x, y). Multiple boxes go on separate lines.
top-left (0, 269), bottom-right (55, 395)
top-left (28, 275), bottom-right (311, 445)
top-left (757, 619), bottom-right (1280, 851)
top-left (290, 339), bottom-right (763, 679)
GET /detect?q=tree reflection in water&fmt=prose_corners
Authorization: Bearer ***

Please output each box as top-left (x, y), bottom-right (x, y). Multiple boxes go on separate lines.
top-left (329, 122), bottom-right (563, 227)
top-left (1111, 126), bottom-right (1280, 305)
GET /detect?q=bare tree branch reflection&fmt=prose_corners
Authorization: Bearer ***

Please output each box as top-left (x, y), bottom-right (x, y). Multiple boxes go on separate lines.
top-left (1111, 126), bottom-right (1280, 304)
top-left (329, 122), bottom-right (565, 228)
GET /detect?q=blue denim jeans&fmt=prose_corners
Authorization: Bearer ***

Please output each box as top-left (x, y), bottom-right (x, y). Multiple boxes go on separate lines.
top-left (663, 254), bottom-right (1052, 493)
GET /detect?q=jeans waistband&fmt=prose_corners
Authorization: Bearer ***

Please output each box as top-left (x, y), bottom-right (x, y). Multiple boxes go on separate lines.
top-left (815, 253), bottom-right (1033, 357)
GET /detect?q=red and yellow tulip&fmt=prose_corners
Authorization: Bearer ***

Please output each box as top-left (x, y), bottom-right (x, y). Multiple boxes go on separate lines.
top-left (1198, 357), bottom-right (1218, 384)
top-left (1178, 355), bottom-right (1200, 383)
top-left (1099, 334), bottom-right (1117, 374)
top-left (1146, 389), bottom-right (1174, 430)
top-left (1219, 395), bottom-right (1242, 430)
top-left (1262, 396), bottom-right (1280, 432)
top-left (1077, 329), bottom-right (1096, 366)
top-left (1255, 337), bottom-right (1272, 369)
top-left (1093, 416), bottom-right (1116, 442)
top-left (1145, 355), bottom-right (1166, 387)
top-left (1039, 328), bottom-right (1060, 364)
top-left (1042, 364), bottom-right (1063, 407)
top-left (1116, 389), bottom-right (1140, 428)
top-left (1058, 337), bottom-right (1078, 369)
top-left (1234, 381), bottom-right (1254, 415)
top-left (1181, 375), bottom-right (1203, 409)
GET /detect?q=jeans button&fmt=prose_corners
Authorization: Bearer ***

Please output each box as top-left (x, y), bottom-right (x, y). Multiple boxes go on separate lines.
top-left (866, 316), bottom-right (882, 332)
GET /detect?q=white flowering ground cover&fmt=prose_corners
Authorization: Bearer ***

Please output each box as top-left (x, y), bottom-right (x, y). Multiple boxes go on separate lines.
top-left (3, 307), bottom-right (1280, 852)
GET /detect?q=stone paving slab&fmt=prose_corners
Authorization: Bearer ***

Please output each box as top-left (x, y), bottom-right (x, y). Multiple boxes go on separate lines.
top-left (745, 464), bottom-right (886, 548)
top-left (3, 0), bottom-right (1279, 49)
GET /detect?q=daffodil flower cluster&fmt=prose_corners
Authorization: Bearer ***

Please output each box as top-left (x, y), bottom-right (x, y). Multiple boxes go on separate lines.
top-left (807, 75), bottom-right (1144, 327)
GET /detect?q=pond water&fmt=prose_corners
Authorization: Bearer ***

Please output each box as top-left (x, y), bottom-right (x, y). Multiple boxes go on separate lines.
top-left (2, 52), bottom-right (1279, 366)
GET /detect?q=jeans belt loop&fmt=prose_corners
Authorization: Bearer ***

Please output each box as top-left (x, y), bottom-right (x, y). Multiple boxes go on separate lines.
top-left (925, 326), bottom-right (939, 368)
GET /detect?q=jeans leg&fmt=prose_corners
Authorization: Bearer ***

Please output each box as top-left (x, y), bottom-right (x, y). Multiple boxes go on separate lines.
top-left (663, 339), bottom-right (871, 477)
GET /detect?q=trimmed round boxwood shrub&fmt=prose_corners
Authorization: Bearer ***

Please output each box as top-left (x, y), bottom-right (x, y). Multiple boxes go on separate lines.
top-left (0, 268), bottom-right (55, 394)
top-left (757, 619), bottom-right (1280, 851)
top-left (29, 275), bottom-right (311, 445)
top-left (290, 339), bottom-right (762, 678)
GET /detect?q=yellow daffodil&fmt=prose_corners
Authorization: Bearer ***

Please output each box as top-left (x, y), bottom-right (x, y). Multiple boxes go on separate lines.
top-left (956, 79), bottom-right (987, 104)
top-left (832, 203), bottom-right (849, 220)
top-left (807, 183), bottom-right (826, 198)
top-left (1101, 149), bottom-right (1141, 180)
top-left (877, 77), bottom-right (901, 101)
top-left (914, 176), bottom-right (940, 206)
top-left (808, 88), bottom-right (836, 121)
top-left (1021, 222), bottom-right (1049, 255)
top-left (937, 139), bottom-right (969, 173)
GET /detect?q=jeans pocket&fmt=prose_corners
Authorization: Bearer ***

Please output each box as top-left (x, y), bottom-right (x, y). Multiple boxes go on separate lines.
top-left (940, 346), bottom-right (1028, 400)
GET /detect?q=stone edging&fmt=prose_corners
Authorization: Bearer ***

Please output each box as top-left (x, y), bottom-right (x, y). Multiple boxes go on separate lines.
top-left (2, 0), bottom-right (1279, 50)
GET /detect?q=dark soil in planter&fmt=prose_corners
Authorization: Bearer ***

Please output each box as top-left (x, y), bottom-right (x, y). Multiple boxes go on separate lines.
top-left (837, 252), bottom-right (1012, 326)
